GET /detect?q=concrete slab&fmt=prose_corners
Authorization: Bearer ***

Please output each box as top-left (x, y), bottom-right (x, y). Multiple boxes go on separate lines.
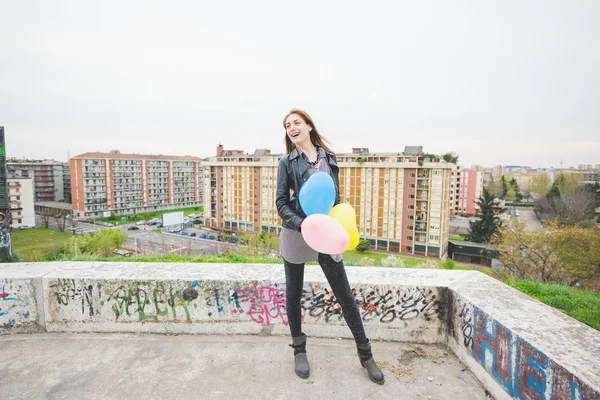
top-left (0, 333), bottom-right (492, 400)
top-left (450, 273), bottom-right (600, 394)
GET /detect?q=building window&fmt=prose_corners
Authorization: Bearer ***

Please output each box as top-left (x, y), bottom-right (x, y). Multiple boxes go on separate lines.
top-left (408, 184), bottom-right (415, 189)
top-left (408, 194), bottom-right (415, 199)
top-left (406, 236), bottom-right (413, 241)
top-left (430, 235), bottom-right (439, 241)
top-left (407, 225), bottom-right (414, 231)
top-left (408, 205), bottom-right (415, 210)
top-left (408, 215), bottom-right (414, 220)
top-left (409, 173), bottom-right (416, 178)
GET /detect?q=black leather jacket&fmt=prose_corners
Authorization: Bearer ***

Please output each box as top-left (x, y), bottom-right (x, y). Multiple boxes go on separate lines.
top-left (276, 147), bottom-right (340, 231)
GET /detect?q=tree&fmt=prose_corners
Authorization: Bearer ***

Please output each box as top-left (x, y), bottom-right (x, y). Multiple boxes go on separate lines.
top-left (442, 152), bottom-right (459, 164)
top-left (53, 210), bottom-right (69, 232)
top-left (40, 210), bottom-right (51, 229)
top-left (509, 177), bottom-right (519, 193)
top-left (485, 179), bottom-right (503, 199)
top-left (505, 186), bottom-right (517, 201)
top-left (531, 174), bottom-right (551, 195)
top-left (549, 187), bottom-right (596, 226)
top-left (554, 173), bottom-right (579, 194)
top-left (492, 221), bottom-right (600, 287)
top-left (500, 176), bottom-right (509, 198)
top-left (466, 188), bottom-right (500, 243)
top-left (356, 239), bottom-right (370, 253)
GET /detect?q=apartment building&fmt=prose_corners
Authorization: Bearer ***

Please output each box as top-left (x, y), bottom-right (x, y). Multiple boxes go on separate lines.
top-left (560, 169), bottom-right (600, 185)
top-left (7, 175), bottom-right (35, 229)
top-left (450, 168), bottom-right (483, 216)
top-left (70, 152), bottom-right (204, 217)
top-left (203, 145), bottom-right (454, 259)
top-left (7, 160), bottom-right (69, 202)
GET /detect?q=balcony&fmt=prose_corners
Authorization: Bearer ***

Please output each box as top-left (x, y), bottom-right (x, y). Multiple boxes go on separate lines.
top-left (415, 234), bottom-right (427, 243)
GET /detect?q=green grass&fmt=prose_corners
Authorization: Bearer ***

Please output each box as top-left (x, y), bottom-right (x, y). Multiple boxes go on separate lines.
top-left (341, 249), bottom-right (496, 276)
top-left (96, 206), bottom-right (204, 223)
top-left (11, 228), bottom-right (74, 261)
top-left (10, 231), bottom-right (496, 277)
top-left (505, 279), bottom-right (600, 331)
top-left (449, 235), bottom-right (465, 241)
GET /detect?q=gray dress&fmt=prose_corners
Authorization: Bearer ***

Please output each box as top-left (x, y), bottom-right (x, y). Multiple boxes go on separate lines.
top-left (279, 147), bottom-right (343, 264)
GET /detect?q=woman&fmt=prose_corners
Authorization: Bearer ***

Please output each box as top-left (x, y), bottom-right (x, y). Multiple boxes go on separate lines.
top-left (276, 109), bottom-right (385, 385)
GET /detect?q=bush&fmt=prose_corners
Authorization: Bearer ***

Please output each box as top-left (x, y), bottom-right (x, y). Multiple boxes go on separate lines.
top-left (416, 259), bottom-right (439, 269)
top-left (381, 255), bottom-right (406, 268)
top-left (505, 202), bottom-right (534, 207)
top-left (356, 239), bottom-right (370, 253)
top-left (441, 258), bottom-right (456, 270)
top-left (64, 229), bottom-right (127, 257)
top-left (356, 256), bottom-right (375, 267)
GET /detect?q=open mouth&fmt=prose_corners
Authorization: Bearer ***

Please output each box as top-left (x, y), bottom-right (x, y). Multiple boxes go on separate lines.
top-left (291, 132), bottom-right (300, 138)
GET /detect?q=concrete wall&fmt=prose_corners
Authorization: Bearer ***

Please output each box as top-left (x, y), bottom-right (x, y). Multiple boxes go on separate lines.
top-left (1, 262), bottom-right (599, 399)
top-left (448, 274), bottom-right (600, 400)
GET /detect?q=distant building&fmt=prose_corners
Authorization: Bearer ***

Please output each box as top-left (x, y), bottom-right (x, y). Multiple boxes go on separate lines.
top-left (561, 169), bottom-right (600, 185)
top-left (70, 152), bottom-right (204, 217)
top-left (7, 174), bottom-right (35, 229)
top-left (450, 168), bottom-right (483, 216)
top-left (202, 144), bottom-right (453, 259)
top-left (7, 159), bottom-right (70, 203)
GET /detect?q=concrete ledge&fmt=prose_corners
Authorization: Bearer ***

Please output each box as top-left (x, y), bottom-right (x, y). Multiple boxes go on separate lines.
top-left (448, 274), bottom-right (600, 400)
top-left (1, 262), bottom-right (599, 399)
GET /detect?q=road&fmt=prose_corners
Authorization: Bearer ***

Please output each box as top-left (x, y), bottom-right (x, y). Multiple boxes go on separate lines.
top-left (125, 229), bottom-right (233, 256)
top-left (507, 209), bottom-right (543, 232)
top-left (34, 215), bottom-right (229, 255)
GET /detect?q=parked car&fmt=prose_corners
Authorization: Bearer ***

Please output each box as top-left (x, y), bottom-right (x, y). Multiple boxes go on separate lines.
top-left (127, 226), bottom-right (140, 231)
top-left (189, 232), bottom-right (197, 237)
top-left (199, 233), bottom-right (207, 239)
top-left (136, 220), bottom-right (146, 226)
top-left (19, 224), bottom-right (35, 230)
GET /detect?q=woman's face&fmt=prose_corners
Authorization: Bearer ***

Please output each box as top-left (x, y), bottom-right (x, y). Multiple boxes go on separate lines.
top-left (285, 113), bottom-right (312, 146)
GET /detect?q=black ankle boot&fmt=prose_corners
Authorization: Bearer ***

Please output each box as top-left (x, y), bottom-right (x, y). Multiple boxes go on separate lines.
top-left (289, 333), bottom-right (310, 379)
top-left (357, 340), bottom-right (385, 385)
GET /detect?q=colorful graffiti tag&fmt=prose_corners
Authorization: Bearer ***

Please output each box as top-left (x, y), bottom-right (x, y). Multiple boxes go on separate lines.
top-left (46, 279), bottom-right (445, 330)
top-left (471, 306), bottom-right (599, 400)
top-left (0, 282), bottom-right (33, 326)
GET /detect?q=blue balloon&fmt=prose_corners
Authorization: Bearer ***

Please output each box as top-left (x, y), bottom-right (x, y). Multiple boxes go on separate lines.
top-left (299, 171), bottom-right (336, 216)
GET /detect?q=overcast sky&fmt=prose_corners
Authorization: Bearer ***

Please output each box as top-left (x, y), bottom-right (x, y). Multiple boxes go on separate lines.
top-left (1, 1), bottom-right (598, 168)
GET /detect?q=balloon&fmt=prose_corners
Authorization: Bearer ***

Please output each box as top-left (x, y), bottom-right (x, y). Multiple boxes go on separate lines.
top-left (301, 214), bottom-right (350, 255)
top-left (298, 172), bottom-right (335, 216)
top-left (328, 203), bottom-right (360, 251)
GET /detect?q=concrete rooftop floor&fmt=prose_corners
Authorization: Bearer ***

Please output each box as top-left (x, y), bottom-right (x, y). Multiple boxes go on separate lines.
top-left (0, 333), bottom-right (493, 400)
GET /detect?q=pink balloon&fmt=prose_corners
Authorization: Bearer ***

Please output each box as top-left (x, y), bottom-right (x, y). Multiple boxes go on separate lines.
top-left (301, 214), bottom-right (350, 255)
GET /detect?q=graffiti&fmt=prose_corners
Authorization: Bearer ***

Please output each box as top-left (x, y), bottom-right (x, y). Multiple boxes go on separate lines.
top-left (355, 287), bottom-right (441, 323)
top-left (302, 287), bottom-right (342, 322)
top-left (229, 283), bottom-right (288, 326)
top-left (471, 306), bottom-right (599, 400)
top-left (0, 283), bottom-right (33, 325)
top-left (553, 363), bottom-right (599, 400)
top-left (458, 304), bottom-right (473, 350)
top-left (48, 279), bottom-right (98, 317)
top-left (299, 286), bottom-right (443, 324)
top-left (106, 283), bottom-right (192, 322)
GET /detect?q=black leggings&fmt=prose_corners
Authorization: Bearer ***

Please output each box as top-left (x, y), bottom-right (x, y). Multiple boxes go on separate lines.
top-left (284, 253), bottom-right (368, 344)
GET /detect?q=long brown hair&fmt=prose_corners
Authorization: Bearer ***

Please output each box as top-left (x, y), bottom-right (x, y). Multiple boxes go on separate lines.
top-left (283, 109), bottom-right (333, 154)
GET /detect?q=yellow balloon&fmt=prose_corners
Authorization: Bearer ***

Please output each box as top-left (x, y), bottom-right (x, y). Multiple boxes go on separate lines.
top-left (328, 203), bottom-right (360, 251)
